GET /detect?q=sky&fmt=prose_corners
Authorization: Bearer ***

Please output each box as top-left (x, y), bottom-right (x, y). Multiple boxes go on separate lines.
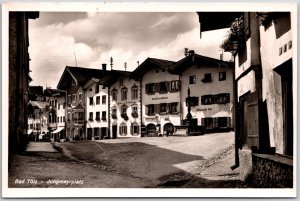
top-left (29, 12), bottom-right (231, 89)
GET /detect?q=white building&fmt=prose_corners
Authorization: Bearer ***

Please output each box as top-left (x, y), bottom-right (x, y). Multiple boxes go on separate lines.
top-left (101, 70), bottom-right (141, 138)
top-left (132, 58), bottom-right (180, 136)
top-left (84, 77), bottom-right (109, 140)
top-left (172, 53), bottom-right (234, 132)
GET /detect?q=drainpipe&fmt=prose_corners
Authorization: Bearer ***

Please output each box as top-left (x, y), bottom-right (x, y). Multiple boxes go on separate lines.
top-left (231, 56), bottom-right (240, 170)
top-left (107, 86), bottom-right (111, 139)
top-left (139, 80), bottom-right (143, 137)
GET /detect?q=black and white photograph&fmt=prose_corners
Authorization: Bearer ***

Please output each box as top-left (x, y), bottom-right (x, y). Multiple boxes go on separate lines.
top-left (2, 2), bottom-right (297, 198)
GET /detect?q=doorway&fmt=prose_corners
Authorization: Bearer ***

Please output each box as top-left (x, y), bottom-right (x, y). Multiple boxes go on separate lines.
top-left (112, 125), bottom-right (117, 139)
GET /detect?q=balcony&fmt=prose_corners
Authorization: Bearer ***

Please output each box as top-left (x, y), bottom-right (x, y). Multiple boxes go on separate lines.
top-left (121, 113), bottom-right (128, 121)
top-left (131, 112), bottom-right (138, 118)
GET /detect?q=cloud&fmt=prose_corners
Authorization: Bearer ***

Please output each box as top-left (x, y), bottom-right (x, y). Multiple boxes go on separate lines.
top-left (29, 12), bottom-right (230, 88)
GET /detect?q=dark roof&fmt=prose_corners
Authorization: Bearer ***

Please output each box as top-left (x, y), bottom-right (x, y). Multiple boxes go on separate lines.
top-left (99, 70), bottom-right (131, 86)
top-left (131, 57), bottom-right (175, 79)
top-left (197, 12), bottom-right (243, 33)
top-left (57, 66), bottom-right (110, 89)
top-left (29, 86), bottom-right (43, 95)
top-left (171, 54), bottom-right (234, 74)
top-left (67, 66), bottom-right (108, 85)
top-left (44, 88), bottom-right (66, 96)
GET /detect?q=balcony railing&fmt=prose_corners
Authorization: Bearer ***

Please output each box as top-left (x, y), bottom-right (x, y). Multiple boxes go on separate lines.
top-left (131, 112), bottom-right (138, 118)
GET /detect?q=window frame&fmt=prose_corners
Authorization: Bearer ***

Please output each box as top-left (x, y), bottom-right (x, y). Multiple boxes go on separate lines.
top-left (189, 75), bottom-right (196, 84)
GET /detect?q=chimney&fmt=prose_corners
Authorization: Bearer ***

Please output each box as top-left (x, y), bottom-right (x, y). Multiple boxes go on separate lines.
top-left (102, 63), bottom-right (107, 71)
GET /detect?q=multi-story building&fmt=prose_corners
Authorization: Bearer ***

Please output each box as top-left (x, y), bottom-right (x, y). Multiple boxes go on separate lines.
top-left (57, 65), bottom-right (109, 141)
top-left (171, 53), bottom-right (234, 132)
top-left (132, 58), bottom-right (179, 136)
top-left (28, 100), bottom-right (49, 141)
top-left (44, 88), bottom-right (66, 141)
top-left (198, 11), bottom-right (295, 187)
top-left (100, 70), bottom-right (141, 139)
top-left (9, 12), bottom-right (39, 154)
top-left (84, 72), bottom-right (109, 140)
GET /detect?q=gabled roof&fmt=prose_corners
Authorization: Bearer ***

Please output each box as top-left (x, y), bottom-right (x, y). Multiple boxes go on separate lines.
top-left (57, 66), bottom-right (110, 90)
top-left (44, 88), bottom-right (65, 96)
top-left (170, 54), bottom-right (234, 74)
top-left (99, 70), bottom-right (131, 87)
top-left (131, 57), bottom-right (175, 80)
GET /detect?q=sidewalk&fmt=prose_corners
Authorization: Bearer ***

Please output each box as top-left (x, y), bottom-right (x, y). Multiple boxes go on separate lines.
top-left (26, 142), bottom-right (57, 152)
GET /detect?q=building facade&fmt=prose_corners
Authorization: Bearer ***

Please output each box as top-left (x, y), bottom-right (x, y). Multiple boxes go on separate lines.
top-left (57, 66), bottom-right (109, 141)
top-left (198, 11), bottom-right (295, 187)
top-left (132, 58), bottom-right (180, 136)
top-left (172, 53), bottom-right (234, 132)
top-left (84, 78), bottom-right (109, 140)
top-left (101, 70), bottom-right (141, 139)
top-left (9, 12), bottom-right (39, 155)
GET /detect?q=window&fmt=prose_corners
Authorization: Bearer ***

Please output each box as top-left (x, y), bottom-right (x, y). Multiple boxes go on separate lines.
top-left (72, 94), bottom-right (76, 102)
top-left (102, 111), bottom-right (107, 120)
top-left (95, 84), bottom-right (100, 93)
top-left (147, 104), bottom-right (155, 116)
top-left (95, 112), bottom-right (100, 121)
top-left (202, 73), bottom-right (212, 83)
top-left (89, 112), bottom-right (93, 121)
top-left (67, 113), bottom-right (71, 122)
top-left (121, 105), bottom-right (127, 115)
top-left (63, 102), bottom-right (65, 109)
top-left (121, 88), bottom-right (127, 101)
top-left (112, 90), bottom-right (118, 101)
top-left (131, 124), bottom-right (139, 136)
top-left (60, 117), bottom-right (62, 123)
top-left (169, 102), bottom-right (179, 113)
top-left (145, 83), bottom-right (155, 94)
top-left (68, 95), bottom-right (71, 103)
top-left (170, 80), bottom-right (181, 91)
top-left (102, 95), bottom-right (106, 104)
top-left (57, 117), bottom-right (59, 123)
top-left (119, 79), bottom-right (123, 87)
top-left (159, 82), bottom-right (168, 93)
top-left (58, 103), bottom-right (60, 110)
top-left (189, 75), bottom-right (196, 84)
top-left (132, 106), bottom-right (138, 117)
top-left (160, 103), bottom-right (167, 114)
top-left (120, 125), bottom-right (127, 136)
top-left (78, 93), bottom-right (82, 101)
top-left (186, 96), bottom-right (199, 106)
top-left (112, 108), bottom-right (117, 119)
top-left (63, 117), bottom-right (65, 123)
top-left (89, 97), bottom-right (93, 105)
top-left (219, 72), bottom-right (226, 81)
top-left (29, 124), bottom-right (33, 129)
top-left (78, 112), bottom-right (84, 120)
top-left (132, 87), bottom-right (138, 99)
top-left (201, 93), bottom-right (230, 105)
top-left (96, 96), bottom-right (100, 105)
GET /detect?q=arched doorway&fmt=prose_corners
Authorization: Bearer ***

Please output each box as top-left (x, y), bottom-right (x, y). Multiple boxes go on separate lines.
top-left (147, 123), bottom-right (156, 135)
top-left (164, 123), bottom-right (174, 135)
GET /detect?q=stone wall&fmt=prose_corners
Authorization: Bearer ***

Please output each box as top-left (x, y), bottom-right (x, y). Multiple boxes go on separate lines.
top-left (251, 153), bottom-right (293, 187)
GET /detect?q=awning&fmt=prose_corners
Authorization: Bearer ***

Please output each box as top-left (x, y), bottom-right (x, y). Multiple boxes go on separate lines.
top-left (27, 129), bottom-right (33, 135)
top-left (51, 127), bottom-right (64, 134)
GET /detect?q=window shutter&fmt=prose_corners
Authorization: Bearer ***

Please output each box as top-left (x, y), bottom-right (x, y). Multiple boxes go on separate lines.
top-left (176, 102), bottom-right (180, 113)
top-left (166, 82), bottom-right (170, 91)
top-left (154, 104), bottom-right (159, 114)
top-left (154, 83), bottom-right (159, 93)
top-left (247, 92), bottom-right (259, 148)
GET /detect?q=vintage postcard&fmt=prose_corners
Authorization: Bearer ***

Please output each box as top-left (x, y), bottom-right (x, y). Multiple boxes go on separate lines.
top-left (2, 2), bottom-right (297, 198)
